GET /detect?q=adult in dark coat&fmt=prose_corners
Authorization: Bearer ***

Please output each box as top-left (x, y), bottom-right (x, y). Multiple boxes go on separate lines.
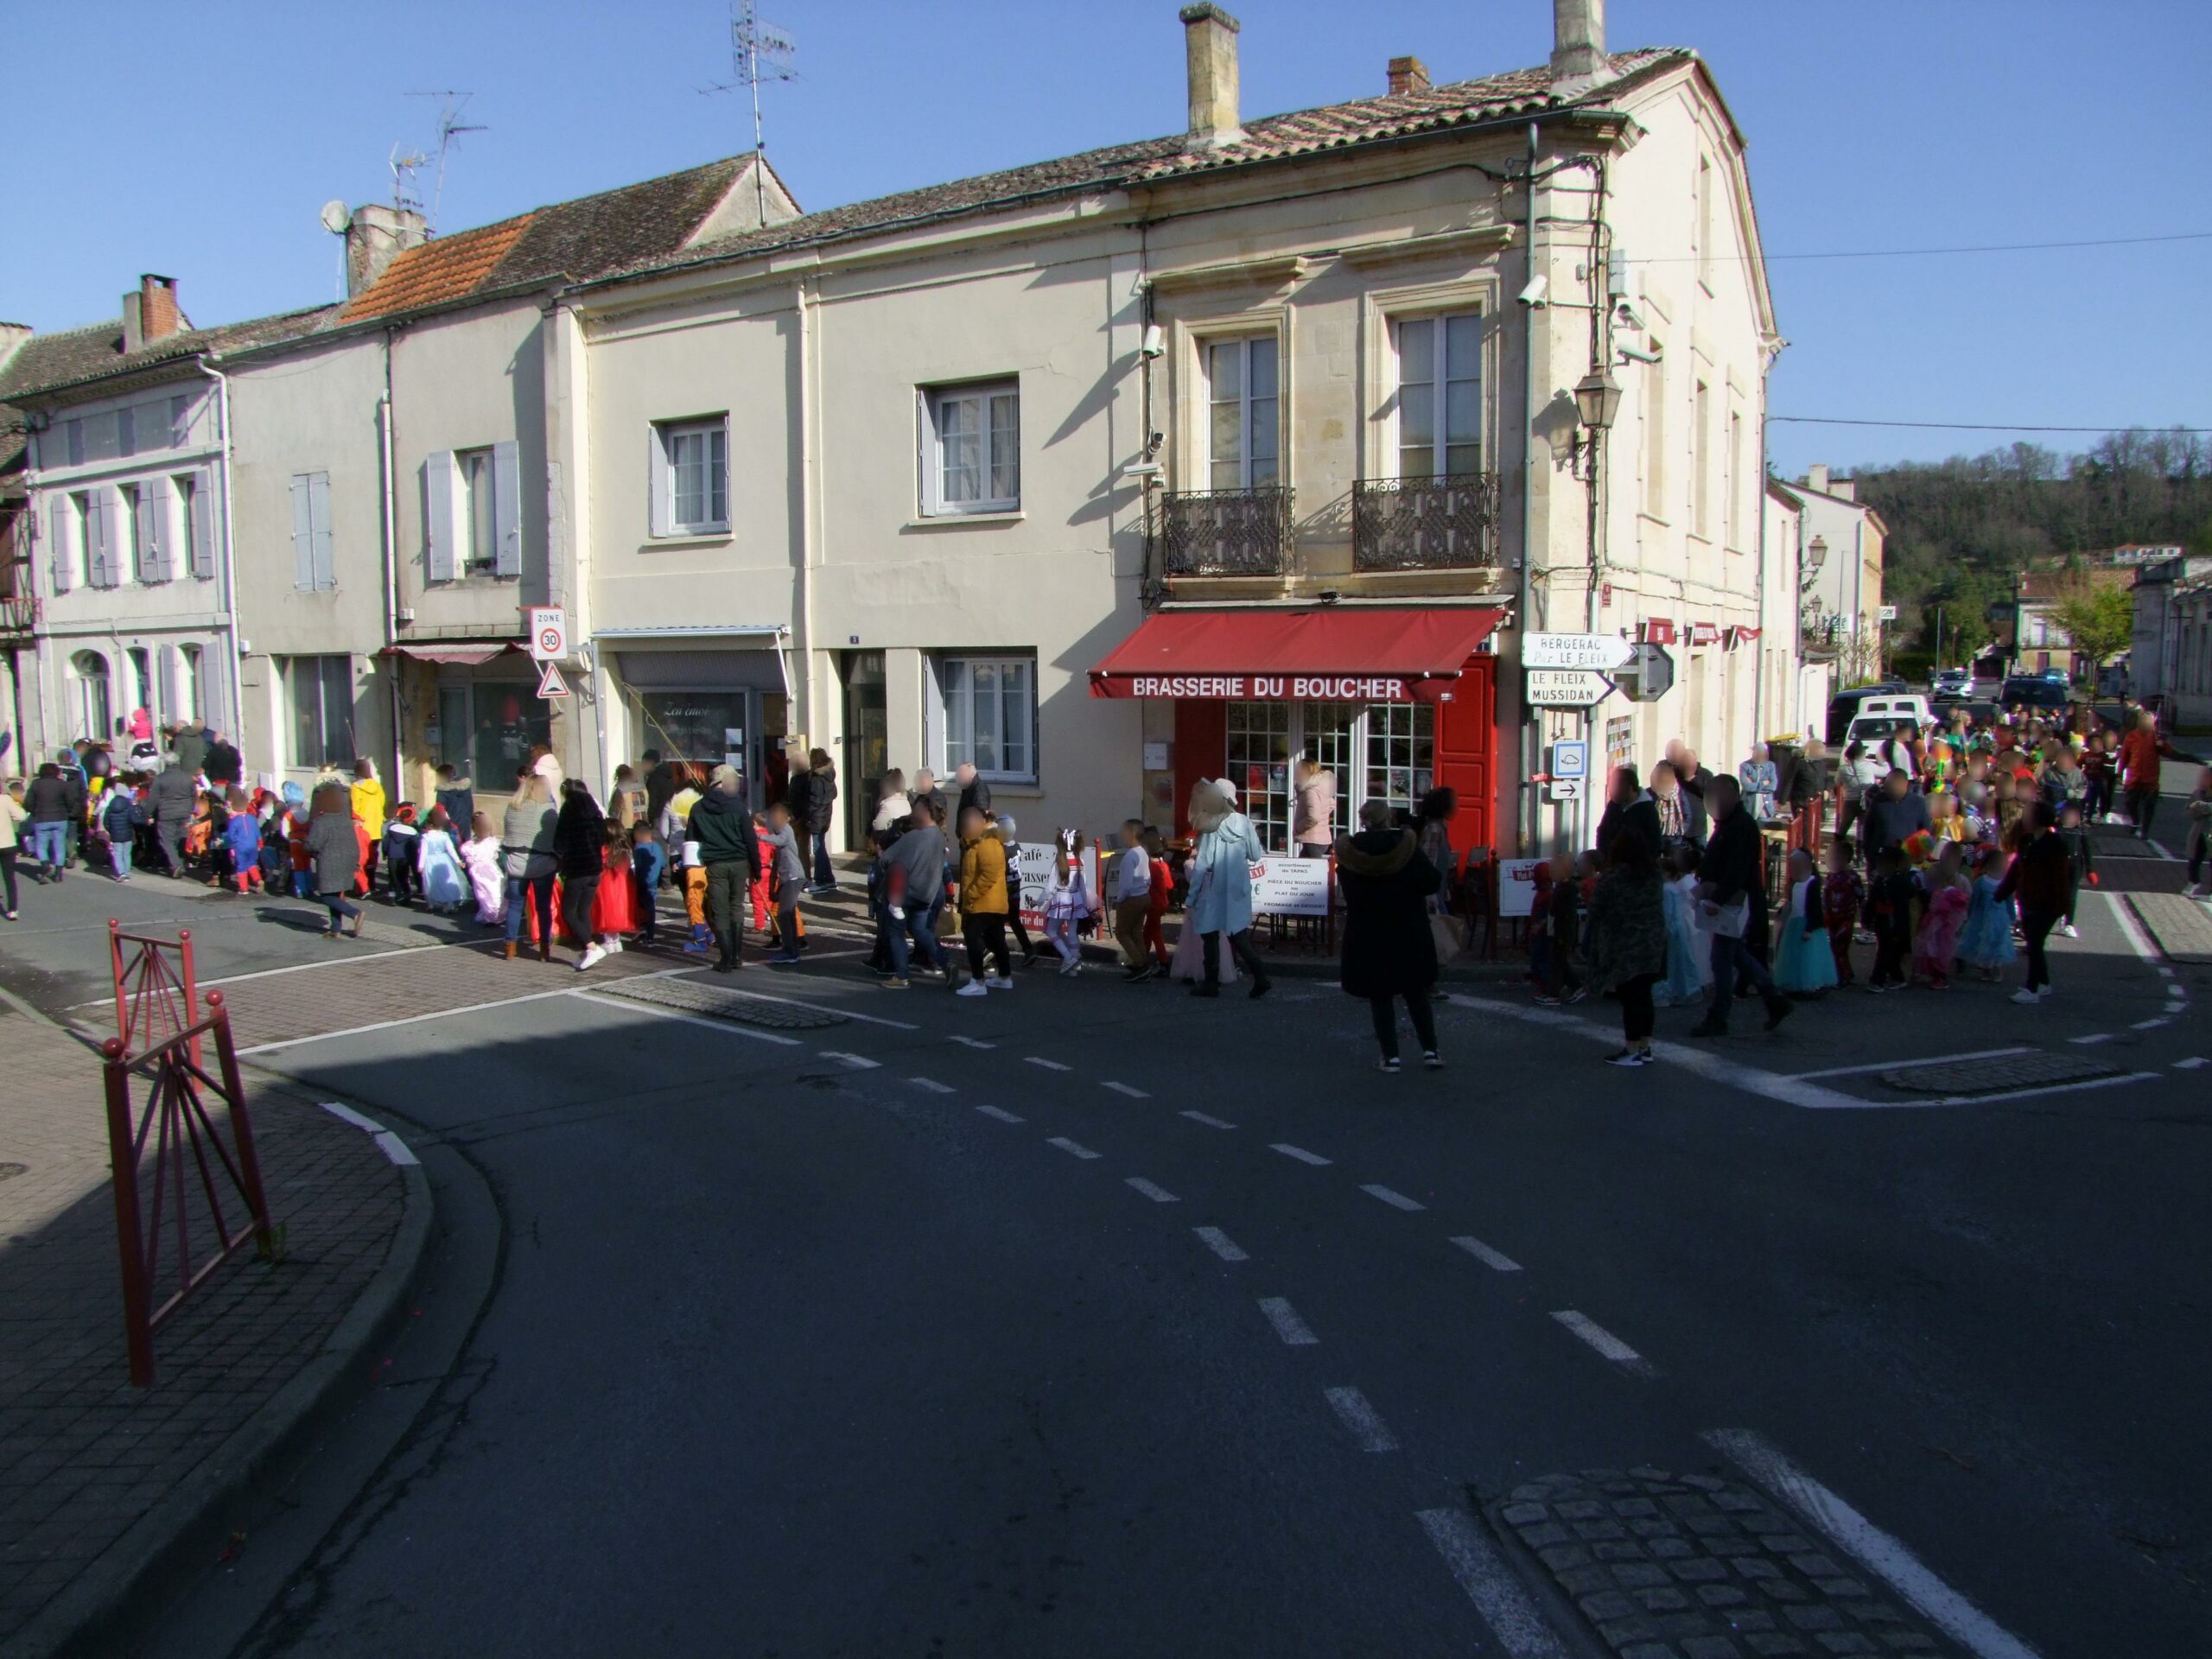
top-left (1689, 775), bottom-right (1791, 1038)
top-left (203, 731), bottom-right (243, 789)
top-left (550, 779), bottom-right (607, 963)
top-left (1595, 766), bottom-right (1662, 863)
top-left (171, 721), bottom-right (209, 778)
top-left (149, 762), bottom-right (198, 876)
top-left (1586, 823), bottom-right (1668, 1065)
top-left (795, 748), bottom-right (839, 891)
top-left (643, 750), bottom-right (683, 830)
top-left (1335, 799), bottom-right (1445, 1072)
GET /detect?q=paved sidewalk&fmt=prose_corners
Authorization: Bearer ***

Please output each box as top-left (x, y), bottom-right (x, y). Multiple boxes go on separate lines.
top-left (0, 998), bottom-right (425, 1658)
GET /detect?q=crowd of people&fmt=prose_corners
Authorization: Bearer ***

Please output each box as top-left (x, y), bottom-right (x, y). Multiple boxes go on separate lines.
top-left (4, 697), bottom-right (2202, 1079)
top-left (1552, 703), bottom-right (2204, 1066)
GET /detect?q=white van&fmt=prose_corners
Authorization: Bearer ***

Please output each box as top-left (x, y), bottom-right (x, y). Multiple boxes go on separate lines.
top-left (1842, 694), bottom-right (1934, 751)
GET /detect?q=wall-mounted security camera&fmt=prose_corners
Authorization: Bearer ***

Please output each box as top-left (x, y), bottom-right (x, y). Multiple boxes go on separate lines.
top-left (1612, 298), bottom-right (1649, 333)
top-left (1616, 338), bottom-right (1662, 365)
top-left (1518, 274), bottom-right (1548, 308)
top-left (1140, 323), bottom-right (1166, 359)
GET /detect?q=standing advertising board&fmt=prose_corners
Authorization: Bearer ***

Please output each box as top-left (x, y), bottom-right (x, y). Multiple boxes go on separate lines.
top-left (1249, 856), bottom-right (1330, 918)
top-left (1013, 842), bottom-right (1100, 931)
top-left (1497, 857), bottom-right (1548, 918)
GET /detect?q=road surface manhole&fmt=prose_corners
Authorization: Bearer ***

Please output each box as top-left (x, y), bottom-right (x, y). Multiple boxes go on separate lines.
top-left (1882, 1051), bottom-right (2120, 1095)
top-left (0, 1162), bottom-right (26, 1184)
top-left (594, 976), bottom-right (846, 1030)
top-left (1497, 1466), bottom-right (1955, 1656)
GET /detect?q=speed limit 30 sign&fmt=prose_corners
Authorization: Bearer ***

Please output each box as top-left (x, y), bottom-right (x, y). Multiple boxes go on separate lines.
top-left (525, 606), bottom-right (569, 663)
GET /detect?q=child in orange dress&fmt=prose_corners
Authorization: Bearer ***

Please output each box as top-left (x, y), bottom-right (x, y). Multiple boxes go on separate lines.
top-left (590, 823), bottom-right (638, 952)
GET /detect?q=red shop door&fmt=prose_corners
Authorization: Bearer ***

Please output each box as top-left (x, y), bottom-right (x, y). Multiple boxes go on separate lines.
top-left (1434, 656), bottom-right (1497, 855)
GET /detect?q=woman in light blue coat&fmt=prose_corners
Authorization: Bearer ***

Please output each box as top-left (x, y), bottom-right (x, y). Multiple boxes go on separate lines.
top-left (1185, 778), bottom-right (1272, 999)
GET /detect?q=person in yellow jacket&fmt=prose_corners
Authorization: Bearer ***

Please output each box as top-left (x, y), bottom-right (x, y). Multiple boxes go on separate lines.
top-left (955, 807), bottom-right (1013, 996)
top-left (351, 757), bottom-right (388, 893)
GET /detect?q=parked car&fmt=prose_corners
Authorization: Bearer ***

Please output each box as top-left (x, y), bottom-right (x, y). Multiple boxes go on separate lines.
top-left (1826, 689), bottom-right (1933, 746)
top-left (1931, 668), bottom-right (1971, 698)
top-left (1999, 675), bottom-right (2069, 713)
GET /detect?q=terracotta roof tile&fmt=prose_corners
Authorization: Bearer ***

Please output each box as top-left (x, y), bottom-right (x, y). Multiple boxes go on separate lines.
top-left (340, 214), bottom-right (535, 321)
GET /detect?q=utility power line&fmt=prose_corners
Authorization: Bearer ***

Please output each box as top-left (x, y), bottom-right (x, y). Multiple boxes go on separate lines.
top-left (1770, 417), bottom-right (2210, 434)
top-left (1626, 229), bottom-right (2212, 265)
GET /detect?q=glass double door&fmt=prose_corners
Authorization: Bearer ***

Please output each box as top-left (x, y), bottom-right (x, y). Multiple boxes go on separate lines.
top-left (1222, 699), bottom-right (1434, 853)
top-left (638, 688), bottom-right (789, 809)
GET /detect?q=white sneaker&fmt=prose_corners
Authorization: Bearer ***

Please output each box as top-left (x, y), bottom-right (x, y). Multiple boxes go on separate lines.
top-left (2059, 922), bottom-right (2078, 938)
top-left (577, 943), bottom-right (607, 972)
top-left (2009, 987), bottom-right (2041, 1005)
top-left (986, 975), bottom-right (1014, 990)
top-left (607, 937), bottom-right (624, 954)
top-left (956, 981), bottom-right (989, 998)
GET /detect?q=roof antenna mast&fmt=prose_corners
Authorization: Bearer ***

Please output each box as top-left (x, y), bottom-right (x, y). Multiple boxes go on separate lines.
top-left (702, 0), bottom-right (797, 219)
top-left (406, 91), bottom-right (489, 234)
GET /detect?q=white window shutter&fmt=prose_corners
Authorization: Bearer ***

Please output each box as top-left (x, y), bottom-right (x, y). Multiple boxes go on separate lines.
top-left (86, 489), bottom-right (112, 587)
top-left (309, 472), bottom-right (335, 592)
top-left (170, 394), bottom-right (190, 448)
top-left (647, 426), bottom-right (670, 537)
top-left (291, 474), bottom-right (315, 591)
top-left (49, 497), bottom-right (73, 594)
top-left (492, 440), bottom-right (522, 576)
top-left (917, 391), bottom-right (935, 515)
top-left (157, 645), bottom-right (181, 728)
top-left (423, 451), bottom-right (458, 582)
top-left (189, 468), bottom-right (218, 580)
top-left (142, 481), bottom-right (171, 581)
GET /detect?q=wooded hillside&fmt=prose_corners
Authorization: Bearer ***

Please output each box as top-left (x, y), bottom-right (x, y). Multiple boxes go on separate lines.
top-left (1845, 429), bottom-right (2212, 661)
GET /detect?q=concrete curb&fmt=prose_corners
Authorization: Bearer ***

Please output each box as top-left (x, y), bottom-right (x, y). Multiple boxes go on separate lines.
top-left (11, 1077), bottom-right (435, 1659)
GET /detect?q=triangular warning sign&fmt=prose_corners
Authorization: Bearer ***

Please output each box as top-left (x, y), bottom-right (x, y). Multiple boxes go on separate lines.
top-left (536, 660), bottom-right (570, 699)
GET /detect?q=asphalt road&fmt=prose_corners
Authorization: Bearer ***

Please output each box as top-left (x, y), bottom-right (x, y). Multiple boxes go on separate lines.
top-left (6, 759), bottom-right (2207, 1658)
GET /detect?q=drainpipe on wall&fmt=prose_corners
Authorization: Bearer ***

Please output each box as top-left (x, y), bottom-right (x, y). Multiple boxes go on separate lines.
top-left (793, 277), bottom-right (820, 782)
top-left (193, 359), bottom-right (246, 755)
top-left (1518, 121), bottom-right (1543, 853)
top-left (379, 332), bottom-right (403, 792)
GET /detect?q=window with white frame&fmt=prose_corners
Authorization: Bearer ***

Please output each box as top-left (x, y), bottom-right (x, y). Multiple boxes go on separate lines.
top-left (924, 382), bottom-right (1020, 514)
top-left (938, 654), bottom-right (1035, 783)
top-left (283, 655), bottom-right (355, 770)
top-left (458, 447), bottom-right (498, 570)
top-left (652, 417), bottom-right (728, 536)
top-left (1692, 379), bottom-right (1711, 537)
top-left (1395, 312), bottom-right (1483, 478)
top-left (1641, 358), bottom-right (1666, 518)
top-left (1206, 335), bottom-right (1279, 490)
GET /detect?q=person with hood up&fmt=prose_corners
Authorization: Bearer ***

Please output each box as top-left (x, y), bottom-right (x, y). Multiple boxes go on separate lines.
top-left (689, 764), bottom-right (762, 972)
top-left (1185, 778), bottom-right (1271, 1000)
top-left (1335, 798), bottom-right (1444, 1072)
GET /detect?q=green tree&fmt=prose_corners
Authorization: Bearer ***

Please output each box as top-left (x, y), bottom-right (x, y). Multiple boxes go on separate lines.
top-left (2051, 585), bottom-right (2134, 671)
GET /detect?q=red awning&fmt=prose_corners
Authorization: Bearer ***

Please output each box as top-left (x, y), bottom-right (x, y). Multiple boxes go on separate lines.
top-left (1090, 607), bottom-right (1503, 702)
top-left (384, 643), bottom-right (515, 665)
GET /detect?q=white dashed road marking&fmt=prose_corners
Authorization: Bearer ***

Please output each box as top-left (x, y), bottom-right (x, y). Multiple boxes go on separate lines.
top-left (1270, 1142), bottom-right (1332, 1166)
top-left (2068, 1033), bottom-right (2115, 1046)
top-left (1416, 1508), bottom-right (1570, 1659)
top-left (1708, 1428), bottom-right (2042, 1659)
top-left (1193, 1226), bottom-right (1249, 1262)
top-left (974, 1105), bottom-right (1025, 1124)
top-left (1360, 1184), bottom-right (1426, 1211)
top-left (1323, 1386), bottom-right (1398, 1452)
top-left (2133, 1017), bottom-right (2171, 1030)
top-left (950, 1034), bottom-right (996, 1049)
top-left (1026, 1056), bottom-right (1072, 1072)
top-left (1124, 1177), bottom-right (1179, 1204)
top-left (1181, 1110), bottom-right (1237, 1129)
top-left (1046, 1136), bottom-right (1100, 1160)
top-left (1551, 1311), bottom-right (1656, 1376)
top-left (1451, 1236), bottom-right (1524, 1273)
top-left (818, 1051), bottom-right (880, 1070)
top-left (2176, 1057), bottom-right (2209, 1071)
top-left (907, 1076), bottom-right (955, 1094)
top-left (1102, 1081), bottom-right (1150, 1098)
top-left (1257, 1297), bottom-right (1319, 1345)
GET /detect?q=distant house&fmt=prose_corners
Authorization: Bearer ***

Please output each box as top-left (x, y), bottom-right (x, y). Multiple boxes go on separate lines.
top-left (2006, 564), bottom-right (2131, 680)
top-left (2131, 552), bottom-right (2212, 718)
top-left (1773, 464), bottom-right (1887, 687)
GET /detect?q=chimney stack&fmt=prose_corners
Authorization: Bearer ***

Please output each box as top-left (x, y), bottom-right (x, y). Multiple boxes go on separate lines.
top-left (1179, 3), bottom-right (1244, 152)
top-left (1806, 463), bottom-right (1830, 495)
top-left (345, 203), bottom-right (429, 297)
top-left (1550, 0), bottom-right (1607, 83)
top-left (139, 275), bottom-right (181, 342)
top-left (1387, 55), bottom-right (1431, 96)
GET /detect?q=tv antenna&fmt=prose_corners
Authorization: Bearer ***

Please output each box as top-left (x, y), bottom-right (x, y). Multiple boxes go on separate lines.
top-left (406, 90), bottom-right (488, 232)
top-left (702, 0), bottom-right (796, 221)
top-left (389, 144), bottom-right (429, 215)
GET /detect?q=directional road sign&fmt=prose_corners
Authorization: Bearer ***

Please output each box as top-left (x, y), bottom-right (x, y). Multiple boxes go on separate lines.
top-left (1522, 632), bottom-right (1634, 671)
top-left (1524, 668), bottom-right (1613, 708)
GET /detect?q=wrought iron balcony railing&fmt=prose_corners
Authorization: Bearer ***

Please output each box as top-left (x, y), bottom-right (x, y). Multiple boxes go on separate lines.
top-left (1154, 485), bottom-right (1294, 578)
top-left (1352, 472), bottom-right (1502, 572)
top-left (0, 594), bottom-right (41, 635)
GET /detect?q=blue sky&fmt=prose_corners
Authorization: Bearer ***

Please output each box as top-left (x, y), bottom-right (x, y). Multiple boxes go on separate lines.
top-left (5, 0), bottom-right (2205, 477)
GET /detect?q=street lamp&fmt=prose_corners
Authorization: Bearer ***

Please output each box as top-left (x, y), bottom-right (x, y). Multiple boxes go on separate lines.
top-left (1569, 369), bottom-right (1621, 482)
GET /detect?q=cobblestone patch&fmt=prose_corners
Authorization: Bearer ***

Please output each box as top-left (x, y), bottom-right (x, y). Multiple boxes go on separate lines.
top-left (1497, 1468), bottom-right (1956, 1657)
top-left (593, 975), bottom-right (848, 1030)
top-left (2129, 893), bottom-right (2212, 965)
top-left (1881, 1051), bottom-right (2120, 1095)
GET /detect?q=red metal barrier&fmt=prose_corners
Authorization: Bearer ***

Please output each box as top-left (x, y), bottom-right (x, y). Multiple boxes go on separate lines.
top-left (109, 920), bottom-right (200, 1065)
top-left (99, 989), bottom-right (273, 1388)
